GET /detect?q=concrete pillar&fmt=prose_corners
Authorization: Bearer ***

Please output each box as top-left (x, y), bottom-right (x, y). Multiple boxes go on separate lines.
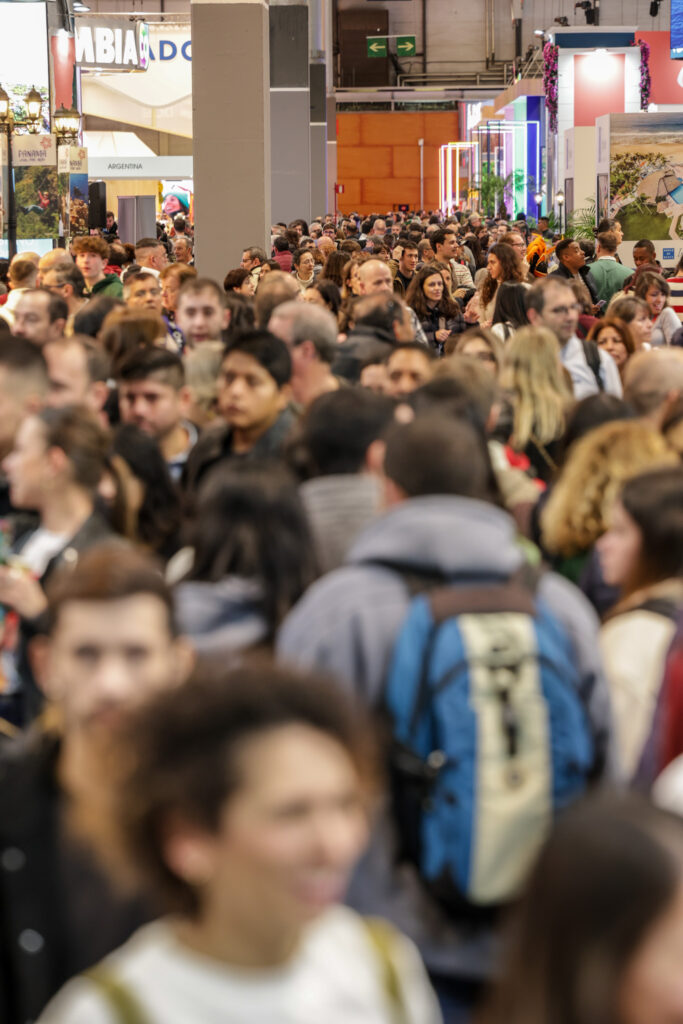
top-left (191, 0), bottom-right (270, 278)
top-left (310, 63), bottom-right (327, 219)
top-left (270, 4), bottom-right (311, 225)
top-left (326, 94), bottom-right (337, 216)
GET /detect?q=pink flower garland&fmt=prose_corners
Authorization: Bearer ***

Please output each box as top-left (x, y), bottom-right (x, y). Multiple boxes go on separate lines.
top-left (543, 42), bottom-right (559, 134)
top-left (632, 38), bottom-right (651, 110)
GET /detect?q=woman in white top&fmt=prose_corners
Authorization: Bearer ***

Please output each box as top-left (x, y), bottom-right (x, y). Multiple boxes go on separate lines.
top-left (39, 663), bottom-right (441, 1024)
top-left (633, 271), bottom-right (680, 346)
top-left (596, 467), bottom-right (683, 779)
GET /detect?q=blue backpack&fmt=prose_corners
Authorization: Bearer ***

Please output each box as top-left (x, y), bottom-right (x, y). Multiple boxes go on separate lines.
top-left (383, 568), bottom-right (594, 912)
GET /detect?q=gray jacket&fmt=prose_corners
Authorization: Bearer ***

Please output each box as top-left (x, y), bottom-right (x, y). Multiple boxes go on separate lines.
top-left (175, 576), bottom-right (269, 656)
top-left (277, 495), bottom-right (619, 979)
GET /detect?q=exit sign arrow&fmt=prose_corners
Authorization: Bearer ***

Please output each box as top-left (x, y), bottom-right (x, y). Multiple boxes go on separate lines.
top-left (396, 35), bottom-right (416, 55)
top-left (366, 36), bottom-right (388, 57)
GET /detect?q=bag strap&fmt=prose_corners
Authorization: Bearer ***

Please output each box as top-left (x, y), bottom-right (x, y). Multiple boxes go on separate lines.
top-left (83, 967), bottom-right (150, 1024)
top-left (363, 918), bottom-right (409, 1024)
top-left (581, 338), bottom-right (604, 392)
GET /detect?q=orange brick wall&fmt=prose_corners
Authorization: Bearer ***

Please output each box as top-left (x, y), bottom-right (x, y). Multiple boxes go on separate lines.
top-left (336, 111), bottom-right (460, 214)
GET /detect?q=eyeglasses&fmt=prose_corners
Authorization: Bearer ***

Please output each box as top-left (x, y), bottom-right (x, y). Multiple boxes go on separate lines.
top-left (547, 303), bottom-right (582, 315)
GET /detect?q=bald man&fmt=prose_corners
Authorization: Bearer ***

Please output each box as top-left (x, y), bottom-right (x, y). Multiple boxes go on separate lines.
top-left (358, 259), bottom-right (428, 346)
top-left (37, 248), bottom-right (73, 286)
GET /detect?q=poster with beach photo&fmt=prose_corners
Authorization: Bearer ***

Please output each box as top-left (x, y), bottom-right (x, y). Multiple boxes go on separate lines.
top-left (609, 112), bottom-right (683, 242)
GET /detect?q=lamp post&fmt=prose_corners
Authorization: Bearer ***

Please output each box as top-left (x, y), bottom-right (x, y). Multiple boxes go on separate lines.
top-left (0, 84), bottom-right (44, 259)
top-left (555, 188), bottom-right (565, 236)
top-left (533, 189), bottom-right (543, 223)
top-left (54, 105), bottom-right (81, 143)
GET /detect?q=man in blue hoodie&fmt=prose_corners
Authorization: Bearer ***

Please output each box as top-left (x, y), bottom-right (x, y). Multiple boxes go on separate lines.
top-left (278, 414), bottom-right (618, 1021)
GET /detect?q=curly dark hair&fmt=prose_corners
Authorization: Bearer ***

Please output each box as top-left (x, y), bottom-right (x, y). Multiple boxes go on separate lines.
top-left (480, 243), bottom-right (525, 310)
top-left (405, 265), bottom-right (462, 319)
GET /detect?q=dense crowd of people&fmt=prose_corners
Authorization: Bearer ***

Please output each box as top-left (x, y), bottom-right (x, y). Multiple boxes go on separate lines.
top-left (1, 205), bottom-right (683, 1024)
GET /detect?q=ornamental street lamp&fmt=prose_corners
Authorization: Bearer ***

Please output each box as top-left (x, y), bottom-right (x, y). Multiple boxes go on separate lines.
top-left (0, 83), bottom-right (44, 258)
top-left (555, 188), bottom-right (565, 236)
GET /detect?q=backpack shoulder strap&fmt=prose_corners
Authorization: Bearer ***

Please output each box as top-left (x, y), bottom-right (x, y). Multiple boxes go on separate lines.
top-left (581, 338), bottom-right (604, 391)
top-left (83, 966), bottom-right (150, 1024)
top-left (363, 918), bottom-right (409, 1024)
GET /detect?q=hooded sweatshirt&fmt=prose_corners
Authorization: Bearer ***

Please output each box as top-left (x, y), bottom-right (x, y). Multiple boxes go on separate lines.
top-left (277, 495), bottom-right (618, 981)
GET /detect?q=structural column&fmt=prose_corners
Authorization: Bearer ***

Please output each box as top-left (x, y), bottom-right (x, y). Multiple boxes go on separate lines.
top-left (326, 94), bottom-right (337, 216)
top-left (309, 63), bottom-right (327, 219)
top-left (270, 3), bottom-right (311, 225)
top-left (191, 0), bottom-right (271, 277)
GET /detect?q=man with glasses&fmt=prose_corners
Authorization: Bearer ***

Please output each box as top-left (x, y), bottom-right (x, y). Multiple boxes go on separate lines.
top-left (41, 264), bottom-right (88, 335)
top-left (526, 277), bottom-right (622, 399)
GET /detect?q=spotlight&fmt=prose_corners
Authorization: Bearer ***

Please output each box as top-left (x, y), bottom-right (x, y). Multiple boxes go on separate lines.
top-left (650, 0), bottom-right (661, 14)
top-left (554, 16), bottom-right (569, 26)
top-left (534, 29), bottom-right (547, 38)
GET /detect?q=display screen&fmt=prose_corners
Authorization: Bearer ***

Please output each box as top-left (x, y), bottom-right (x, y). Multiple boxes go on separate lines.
top-left (672, 0), bottom-right (683, 59)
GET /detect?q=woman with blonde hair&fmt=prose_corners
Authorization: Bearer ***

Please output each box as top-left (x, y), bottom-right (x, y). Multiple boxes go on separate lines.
top-left (540, 419), bottom-right (677, 615)
top-left (500, 326), bottom-right (573, 483)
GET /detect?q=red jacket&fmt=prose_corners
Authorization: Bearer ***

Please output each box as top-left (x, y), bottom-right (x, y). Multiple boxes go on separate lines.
top-left (273, 250), bottom-right (293, 273)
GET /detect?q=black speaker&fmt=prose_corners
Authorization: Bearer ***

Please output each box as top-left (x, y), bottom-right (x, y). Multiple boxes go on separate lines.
top-left (88, 181), bottom-right (107, 230)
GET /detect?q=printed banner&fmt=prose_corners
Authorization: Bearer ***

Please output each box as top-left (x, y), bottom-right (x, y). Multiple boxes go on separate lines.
top-left (57, 146), bottom-right (88, 239)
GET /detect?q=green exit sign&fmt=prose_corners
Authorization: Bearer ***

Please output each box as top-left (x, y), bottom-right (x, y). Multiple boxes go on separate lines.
top-left (397, 35), bottom-right (416, 55)
top-left (366, 36), bottom-right (387, 57)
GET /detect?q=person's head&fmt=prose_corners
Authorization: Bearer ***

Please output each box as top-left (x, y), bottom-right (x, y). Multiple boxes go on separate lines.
top-left (79, 661), bottom-right (374, 940)
top-left (480, 793), bottom-right (683, 1024)
top-left (106, 424), bottom-right (182, 557)
top-left (41, 261), bottom-right (86, 310)
top-left (353, 293), bottom-right (413, 344)
top-left (500, 232), bottom-right (527, 261)
top-left (589, 317), bottom-right (636, 374)
top-left (254, 272), bottom-right (301, 328)
top-left (358, 259), bottom-right (393, 295)
top-left (597, 216), bottom-right (624, 245)
top-left (175, 278), bottom-right (230, 346)
top-left (371, 217), bottom-right (386, 236)
top-left (427, 355), bottom-right (499, 437)
top-left (382, 414), bottom-right (495, 506)
top-left (492, 281), bottom-right (530, 330)
top-left (560, 393), bottom-right (635, 463)
top-left (610, 296), bottom-right (653, 350)
top-left (597, 467), bottom-right (683, 596)
top-left (188, 461), bottom-right (317, 635)
top-left (100, 308), bottom-right (162, 376)
top-left (0, 337), bottom-right (48, 458)
top-left (40, 544), bottom-right (192, 733)
top-left (596, 231), bottom-right (619, 258)
top-left (72, 235), bottom-right (110, 284)
top-left (623, 348), bottom-right (683, 421)
top-left (293, 248), bottom-right (317, 280)
top-left (72, 298), bottom-right (123, 343)
top-left (634, 271), bottom-right (670, 318)
top-left (298, 388), bottom-right (395, 480)
top-left (268, 302), bottom-right (337, 396)
top-left (105, 211), bottom-right (116, 230)
top-left (417, 238), bottom-right (435, 263)
top-left (4, 404), bottom-right (110, 512)
top-left (8, 254), bottom-right (39, 290)
top-left (172, 215), bottom-right (186, 234)
top-left (540, 419), bottom-right (677, 558)
top-left (526, 277), bottom-right (580, 346)
top-left (118, 348), bottom-right (190, 444)
top-left (385, 343), bottom-right (435, 398)
top-left (44, 334), bottom-right (109, 413)
top-left (450, 326), bottom-right (503, 376)
top-left (288, 217), bottom-right (309, 237)
top-left (218, 331), bottom-right (292, 437)
top-left (123, 270), bottom-right (163, 314)
top-left (500, 326), bottom-right (572, 449)
top-left (172, 237), bottom-right (193, 265)
top-left (632, 238), bottom-right (657, 269)
top-left (134, 237), bottom-right (167, 272)
top-left (223, 267), bottom-right (255, 297)
top-left (341, 258), bottom-right (362, 298)
top-left (183, 341), bottom-right (223, 427)
top-left (301, 279), bottom-right (341, 317)
top-left (398, 244), bottom-right (419, 278)
top-left (37, 248), bottom-right (73, 285)
top-left (486, 242), bottom-right (521, 283)
top-left (555, 237), bottom-right (586, 275)
top-left (12, 288), bottom-right (68, 346)
top-left (159, 262), bottom-right (197, 315)
top-left (431, 228), bottom-right (459, 262)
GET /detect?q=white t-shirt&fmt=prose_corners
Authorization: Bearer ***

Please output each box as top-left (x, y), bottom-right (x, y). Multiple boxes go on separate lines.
top-left (38, 907), bottom-right (442, 1024)
top-left (18, 527), bottom-right (69, 577)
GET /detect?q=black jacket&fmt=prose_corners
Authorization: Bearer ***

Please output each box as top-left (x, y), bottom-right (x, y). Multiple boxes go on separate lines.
top-left (552, 262), bottom-right (600, 305)
top-left (183, 407), bottom-right (297, 501)
top-left (0, 730), bottom-right (150, 1024)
